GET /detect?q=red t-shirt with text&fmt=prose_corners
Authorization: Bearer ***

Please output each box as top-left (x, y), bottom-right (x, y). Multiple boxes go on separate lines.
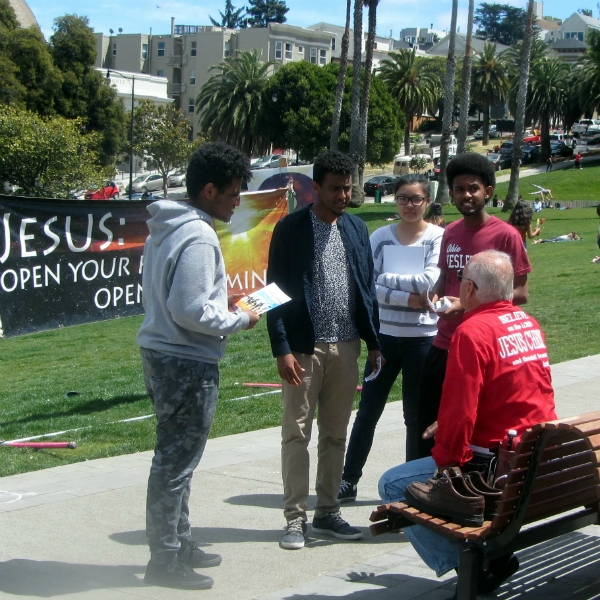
top-left (435, 216), bottom-right (531, 350)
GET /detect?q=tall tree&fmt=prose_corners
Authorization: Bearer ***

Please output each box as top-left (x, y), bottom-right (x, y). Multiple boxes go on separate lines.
top-left (51, 15), bottom-right (126, 166)
top-left (0, 0), bottom-right (18, 32)
top-left (526, 58), bottom-right (570, 159)
top-left (0, 106), bottom-right (104, 198)
top-left (576, 30), bottom-right (600, 119)
top-left (133, 100), bottom-right (200, 195)
top-left (246, 0), bottom-right (289, 27)
top-left (474, 3), bottom-right (527, 46)
top-left (379, 49), bottom-right (440, 155)
top-left (506, 0), bottom-right (535, 208)
top-left (348, 0), bottom-right (364, 204)
top-left (358, 0), bottom-right (379, 165)
top-left (470, 43), bottom-right (509, 146)
top-left (435, 0), bottom-right (458, 205)
top-left (196, 50), bottom-right (273, 156)
top-left (260, 62), bottom-right (403, 165)
top-left (210, 0), bottom-right (247, 28)
top-left (330, 0), bottom-right (351, 151)
top-left (456, 0), bottom-right (474, 153)
top-left (2, 27), bottom-right (63, 116)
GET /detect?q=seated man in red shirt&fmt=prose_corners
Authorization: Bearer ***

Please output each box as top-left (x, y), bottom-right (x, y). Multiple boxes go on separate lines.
top-left (379, 250), bottom-right (556, 595)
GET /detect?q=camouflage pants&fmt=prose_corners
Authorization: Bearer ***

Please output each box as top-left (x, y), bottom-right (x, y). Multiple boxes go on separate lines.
top-left (140, 347), bottom-right (219, 563)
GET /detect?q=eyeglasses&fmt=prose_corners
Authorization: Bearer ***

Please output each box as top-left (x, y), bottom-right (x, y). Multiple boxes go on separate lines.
top-left (395, 195), bottom-right (427, 206)
top-left (457, 268), bottom-right (479, 290)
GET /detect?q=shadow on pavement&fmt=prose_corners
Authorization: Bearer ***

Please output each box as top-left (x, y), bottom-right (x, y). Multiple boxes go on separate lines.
top-left (0, 561), bottom-right (144, 597)
top-left (109, 526), bottom-right (408, 548)
top-left (223, 493), bottom-right (382, 510)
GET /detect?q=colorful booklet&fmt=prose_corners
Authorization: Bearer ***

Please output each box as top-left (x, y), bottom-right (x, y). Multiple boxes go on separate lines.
top-left (235, 283), bottom-right (291, 315)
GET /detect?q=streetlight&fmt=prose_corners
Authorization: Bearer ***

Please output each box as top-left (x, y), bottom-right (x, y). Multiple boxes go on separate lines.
top-left (106, 69), bottom-right (135, 198)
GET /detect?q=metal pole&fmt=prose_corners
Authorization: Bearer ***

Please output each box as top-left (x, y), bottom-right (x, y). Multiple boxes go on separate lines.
top-left (130, 76), bottom-right (135, 197)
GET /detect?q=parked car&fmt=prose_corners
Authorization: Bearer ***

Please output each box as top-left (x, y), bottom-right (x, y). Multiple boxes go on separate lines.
top-left (487, 152), bottom-right (511, 171)
top-left (550, 141), bottom-right (575, 157)
top-left (250, 154), bottom-right (284, 170)
top-left (363, 175), bottom-right (397, 197)
top-left (85, 181), bottom-right (120, 200)
top-left (523, 132), bottom-right (542, 144)
top-left (572, 119), bottom-right (600, 134)
top-left (474, 125), bottom-right (500, 139)
top-left (521, 145), bottom-right (541, 164)
top-left (167, 170), bottom-right (186, 187)
top-left (498, 141), bottom-right (514, 158)
top-left (126, 173), bottom-right (163, 195)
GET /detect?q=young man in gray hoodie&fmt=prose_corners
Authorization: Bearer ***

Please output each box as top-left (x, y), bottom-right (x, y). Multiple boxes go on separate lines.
top-left (137, 142), bottom-right (260, 590)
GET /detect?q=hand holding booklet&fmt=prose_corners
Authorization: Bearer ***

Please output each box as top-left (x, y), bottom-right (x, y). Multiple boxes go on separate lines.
top-left (235, 283), bottom-right (291, 315)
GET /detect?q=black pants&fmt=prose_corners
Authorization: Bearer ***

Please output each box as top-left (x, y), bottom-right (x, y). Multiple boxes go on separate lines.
top-left (342, 334), bottom-right (433, 483)
top-left (415, 345), bottom-right (448, 458)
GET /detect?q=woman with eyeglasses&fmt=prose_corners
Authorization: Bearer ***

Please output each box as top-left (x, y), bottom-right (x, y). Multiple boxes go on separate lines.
top-left (338, 174), bottom-right (444, 502)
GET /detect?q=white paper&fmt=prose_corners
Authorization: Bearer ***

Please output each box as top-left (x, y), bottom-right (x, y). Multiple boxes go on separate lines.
top-left (364, 356), bottom-right (382, 382)
top-left (382, 245), bottom-right (425, 275)
top-left (235, 283), bottom-right (291, 315)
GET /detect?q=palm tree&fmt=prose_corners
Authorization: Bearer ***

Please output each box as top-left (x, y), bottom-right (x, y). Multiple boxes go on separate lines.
top-left (379, 49), bottom-right (440, 155)
top-left (195, 50), bottom-right (273, 157)
top-left (358, 0), bottom-right (379, 163)
top-left (526, 58), bottom-right (570, 158)
top-left (435, 0), bottom-right (458, 205)
top-left (330, 0), bottom-right (351, 151)
top-left (505, 0), bottom-right (535, 208)
top-left (576, 30), bottom-right (600, 121)
top-left (456, 0), bottom-right (474, 153)
top-left (470, 43), bottom-right (509, 146)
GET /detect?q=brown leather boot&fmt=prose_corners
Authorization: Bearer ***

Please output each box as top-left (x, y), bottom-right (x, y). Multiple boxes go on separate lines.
top-left (461, 470), bottom-right (502, 519)
top-left (405, 470), bottom-right (485, 527)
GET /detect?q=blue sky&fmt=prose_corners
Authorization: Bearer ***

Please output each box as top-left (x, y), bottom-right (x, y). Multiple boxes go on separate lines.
top-left (29, 0), bottom-right (578, 41)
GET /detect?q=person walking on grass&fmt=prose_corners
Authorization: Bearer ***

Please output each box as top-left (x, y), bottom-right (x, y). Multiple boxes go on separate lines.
top-left (267, 150), bottom-right (382, 550)
top-left (337, 174), bottom-right (444, 504)
top-left (574, 152), bottom-right (582, 170)
top-left (137, 142), bottom-right (260, 589)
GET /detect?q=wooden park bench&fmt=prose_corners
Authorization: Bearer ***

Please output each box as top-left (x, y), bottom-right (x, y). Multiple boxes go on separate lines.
top-left (370, 411), bottom-right (600, 599)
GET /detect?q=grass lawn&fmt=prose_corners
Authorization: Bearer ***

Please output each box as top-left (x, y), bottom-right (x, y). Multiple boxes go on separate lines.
top-left (494, 159), bottom-right (600, 202)
top-left (1, 202), bottom-right (599, 477)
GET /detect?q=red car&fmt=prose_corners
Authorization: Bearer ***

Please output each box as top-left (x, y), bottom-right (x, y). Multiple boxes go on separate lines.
top-left (523, 133), bottom-right (541, 145)
top-left (85, 181), bottom-right (120, 200)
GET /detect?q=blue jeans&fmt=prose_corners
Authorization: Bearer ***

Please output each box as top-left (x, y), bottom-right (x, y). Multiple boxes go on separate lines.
top-left (342, 334), bottom-right (432, 484)
top-left (141, 348), bottom-right (219, 563)
top-left (379, 457), bottom-right (462, 576)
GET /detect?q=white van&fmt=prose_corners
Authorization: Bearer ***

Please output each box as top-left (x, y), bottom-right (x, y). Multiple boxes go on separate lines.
top-left (393, 154), bottom-right (435, 177)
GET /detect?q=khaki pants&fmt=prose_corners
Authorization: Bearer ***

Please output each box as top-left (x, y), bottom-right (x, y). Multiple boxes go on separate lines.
top-left (281, 340), bottom-right (361, 521)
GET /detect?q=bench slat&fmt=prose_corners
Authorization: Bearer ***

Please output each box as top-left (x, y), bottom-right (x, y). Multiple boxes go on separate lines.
top-left (500, 465), bottom-right (599, 504)
top-left (511, 439), bottom-right (589, 470)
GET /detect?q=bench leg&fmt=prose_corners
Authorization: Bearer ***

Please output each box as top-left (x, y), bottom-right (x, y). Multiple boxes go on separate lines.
top-left (456, 546), bottom-right (481, 600)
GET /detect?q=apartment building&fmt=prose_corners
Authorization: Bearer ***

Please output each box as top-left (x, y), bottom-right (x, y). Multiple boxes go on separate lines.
top-left (95, 21), bottom-right (333, 139)
top-left (307, 22), bottom-right (394, 69)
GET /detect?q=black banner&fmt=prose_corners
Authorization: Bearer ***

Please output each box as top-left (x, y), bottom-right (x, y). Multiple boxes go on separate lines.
top-left (0, 196), bottom-right (150, 337)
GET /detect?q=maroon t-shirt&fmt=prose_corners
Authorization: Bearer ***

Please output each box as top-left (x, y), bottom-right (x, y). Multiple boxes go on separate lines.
top-left (434, 216), bottom-right (531, 350)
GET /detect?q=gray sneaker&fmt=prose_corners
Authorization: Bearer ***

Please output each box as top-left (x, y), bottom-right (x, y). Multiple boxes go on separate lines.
top-left (280, 517), bottom-right (307, 550)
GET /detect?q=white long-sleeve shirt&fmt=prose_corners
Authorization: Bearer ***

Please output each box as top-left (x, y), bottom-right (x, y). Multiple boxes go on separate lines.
top-left (370, 223), bottom-right (444, 338)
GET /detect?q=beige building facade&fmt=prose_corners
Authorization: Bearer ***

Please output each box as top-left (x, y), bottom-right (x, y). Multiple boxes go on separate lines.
top-left (94, 22), bottom-right (333, 139)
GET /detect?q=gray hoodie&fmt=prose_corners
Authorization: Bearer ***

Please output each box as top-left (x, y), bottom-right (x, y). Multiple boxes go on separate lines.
top-left (137, 200), bottom-right (249, 363)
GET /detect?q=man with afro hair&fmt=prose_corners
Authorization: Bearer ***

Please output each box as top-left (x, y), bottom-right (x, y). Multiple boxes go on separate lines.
top-left (415, 152), bottom-right (531, 458)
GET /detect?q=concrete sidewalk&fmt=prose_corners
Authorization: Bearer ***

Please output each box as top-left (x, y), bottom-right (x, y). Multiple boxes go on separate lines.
top-left (1, 355), bottom-right (599, 600)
